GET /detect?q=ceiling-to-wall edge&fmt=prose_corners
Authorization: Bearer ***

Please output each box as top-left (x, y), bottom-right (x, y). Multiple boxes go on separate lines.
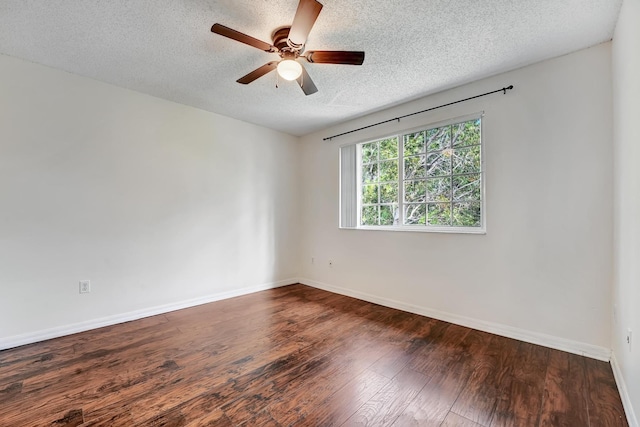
top-left (304, 41), bottom-right (614, 142)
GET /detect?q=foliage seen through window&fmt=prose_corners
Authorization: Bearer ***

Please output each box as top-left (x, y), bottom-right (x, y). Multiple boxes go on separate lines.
top-left (359, 118), bottom-right (482, 229)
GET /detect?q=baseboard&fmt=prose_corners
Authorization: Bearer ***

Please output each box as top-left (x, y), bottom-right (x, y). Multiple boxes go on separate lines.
top-left (611, 352), bottom-right (639, 427)
top-left (0, 278), bottom-right (297, 351)
top-left (298, 277), bottom-right (611, 362)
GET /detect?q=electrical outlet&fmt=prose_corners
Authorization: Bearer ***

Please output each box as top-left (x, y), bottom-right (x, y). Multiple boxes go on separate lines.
top-left (627, 328), bottom-right (632, 352)
top-left (79, 280), bottom-right (91, 294)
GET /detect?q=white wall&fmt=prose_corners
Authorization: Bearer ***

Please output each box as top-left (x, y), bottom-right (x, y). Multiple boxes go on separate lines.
top-left (299, 43), bottom-right (613, 359)
top-left (0, 55), bottom-right (300, 347)
top-left (0, 26), bottom-right (631, 420)
top-left (612, 0), bottom-right (640, 423)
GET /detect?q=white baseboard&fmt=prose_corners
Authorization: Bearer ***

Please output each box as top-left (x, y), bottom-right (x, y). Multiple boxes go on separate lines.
top-left (298, 277), bottom-right (612, 362)
top-left (2, 276), bottom-right (614, 363)
top-left (611, 352), bottom-right (639, 427)
top-left (0, 278), bottom-right (296, 351)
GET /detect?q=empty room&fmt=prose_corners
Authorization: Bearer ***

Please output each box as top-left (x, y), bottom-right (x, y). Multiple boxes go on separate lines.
top-left (1, 0), bottom-right (638, 425)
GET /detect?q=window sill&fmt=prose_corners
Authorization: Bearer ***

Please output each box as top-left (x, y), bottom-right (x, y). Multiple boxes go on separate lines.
top-left (340, 225), bottom-right (486, 234)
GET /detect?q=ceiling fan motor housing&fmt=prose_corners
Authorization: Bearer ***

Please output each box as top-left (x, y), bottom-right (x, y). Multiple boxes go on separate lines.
top-left (272, 27), bottom-right (301, 53)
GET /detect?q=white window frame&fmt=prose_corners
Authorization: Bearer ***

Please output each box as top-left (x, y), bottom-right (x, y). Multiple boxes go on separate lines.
top-left (341, 112), bottom-right (486, 234)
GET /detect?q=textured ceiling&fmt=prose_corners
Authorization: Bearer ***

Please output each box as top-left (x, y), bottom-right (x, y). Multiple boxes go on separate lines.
top-left (0, 0), bottom-right (622, 136)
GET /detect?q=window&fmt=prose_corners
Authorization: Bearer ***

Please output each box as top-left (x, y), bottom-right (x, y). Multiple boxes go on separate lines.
top-left (340, 115), bottom-right (484, 232)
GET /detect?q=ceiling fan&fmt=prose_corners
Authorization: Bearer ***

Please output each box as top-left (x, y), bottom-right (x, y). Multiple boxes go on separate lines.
top-left (211, 0), bottom-right (365, 95)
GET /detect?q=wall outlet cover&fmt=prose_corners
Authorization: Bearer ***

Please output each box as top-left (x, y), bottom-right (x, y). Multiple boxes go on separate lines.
top-left (79, 280), bottom-right (91, 294)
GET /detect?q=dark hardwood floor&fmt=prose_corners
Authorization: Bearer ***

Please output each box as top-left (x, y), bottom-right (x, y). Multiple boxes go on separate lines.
top-left (0, 284), bottom-right (628, 426)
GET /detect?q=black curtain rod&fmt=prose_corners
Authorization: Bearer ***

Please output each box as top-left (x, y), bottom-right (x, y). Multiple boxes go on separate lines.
top-left (323, 85), bottom-right (514, 141)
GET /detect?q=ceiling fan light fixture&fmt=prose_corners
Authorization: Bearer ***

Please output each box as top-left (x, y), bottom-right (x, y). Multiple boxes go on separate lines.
top-left (277, 59), bottom-right (302, 81)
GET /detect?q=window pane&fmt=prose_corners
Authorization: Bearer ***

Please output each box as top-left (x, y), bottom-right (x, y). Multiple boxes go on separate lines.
top-left (361, 205), bottom-right (378, 225)
top-left (426, 152), bottom-right (452, 177)
top-left (426, 126), bottom-right (451, 151)
top-left (380, 183), bottom-right (398, 203)
top-left (426, 177), bottom-right (451, 202)
top-left (452, 202), bottom-right (481, 227)
top-left (362, 162), bottom-right (378, 184)
top-left (403, 132), bottom-right (425, 156)
top-left (452, 145), bottom-right (481, 175)
top-left (362, 184), bottom-right (379, 204)
top-left (361, 142), bottom-right (378, 164)
top-left (404, 155), bottom-right (426, 179)
top-left (428, 203), bottom-right (452, 226)
top-left (404, 180), bottom-right (426, 203)
top-left (380, 205), bottom-right (398, 225)
top-left (453, 174), bottom-right (481, 201)
top-left (404, 203), bottom-right (426, 225)
top-left (452, 119), bottom-right (481, 147)
top-left (379, 137), bottom-right (399, 160)
top-left (354, 117), bottom-right (481, 230)
top-left (379, 159), bottom-right (399, 182)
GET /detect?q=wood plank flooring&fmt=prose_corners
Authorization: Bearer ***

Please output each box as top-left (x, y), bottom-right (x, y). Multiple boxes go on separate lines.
top-left (0, 284), bottom-right (628, 426)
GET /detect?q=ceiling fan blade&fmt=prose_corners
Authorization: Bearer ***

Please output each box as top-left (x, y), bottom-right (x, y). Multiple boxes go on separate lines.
top-left (237, 62), bottom-right (278, 84)
top-left (288, 0), bottom-right (323, 48)
top-left (305, 51), bottom-right (365, 65)
top-left (211, 23), bottom-right (276, 52)
top-left (296, 64), bottom-right (318, 95)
